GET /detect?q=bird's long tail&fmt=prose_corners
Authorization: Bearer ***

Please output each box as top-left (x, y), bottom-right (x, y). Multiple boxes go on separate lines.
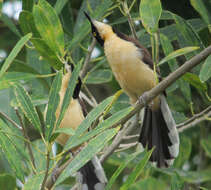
top-left (139, 95), bottom-right (179, 167)
top-left (77, 156), bottom-right (107, 190)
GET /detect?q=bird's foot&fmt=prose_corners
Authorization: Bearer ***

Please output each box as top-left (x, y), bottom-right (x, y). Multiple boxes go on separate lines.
top-left (138, 92), bottom-right (149, 107)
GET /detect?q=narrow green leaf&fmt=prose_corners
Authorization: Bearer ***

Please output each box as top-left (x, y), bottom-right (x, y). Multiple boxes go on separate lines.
top-left (56, 128), bottom-right (119, 185)
top-left (55, 61), bottom-right (82, 131)
top-left (105, 151), bottom-right (142, 190)
top-left (190, 0), bottom-right (211, 32)
top-left (0, 72), bottom-right (53, 90)
top-left (174, 136), bottom-right (192, 168)
top-left (0, 120), bottom-right (25, 182)
top-left (201, 135), bottom-right (211, 158)
top-left (199, 55), bottom-right (211, 82)
top-left (14, 84), bottom-right (41, 132)
top-left (54, 128), bottom-right (75, 136)
top-left (0, 13), bottom-right (21, 37)
top-left (160, 33), bottom-right (191, 101)
top-left (183, 72), bottom-right (207, 92)
top-left (85, 69), bottom-right (113, 84)
top-left (171, 173), bottom-right (185, 190)
top-left (19, 11), bottom-right (40, 37)
top-left (45, 71), bottom-right (62, 140)
top-left (54, 0), bottom-right (68, 14)
top-left (23, 173), bottom-right (45, 190)
top-left (63, 96), bottom-right (113, 150)
top-left (22, 0), bottom-right (34, 12)
top-left (68, 107), bottom-right (133, 150)
top-left (0, 174), bottom-right (16, 189)
top-left (120, 149), bottom-right (153, 190)
top-left (159, 46), bottom-right (199, 66)
top-left (31, 38), bottom-right (63, 70)
top-left (33, 0), bottom-right (65, 57)
top-left (139, 0), bottom-right (162, 33)
top-left (0, 33), bottom-right (32, 78)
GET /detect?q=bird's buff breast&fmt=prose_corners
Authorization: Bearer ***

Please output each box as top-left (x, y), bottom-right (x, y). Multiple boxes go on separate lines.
top-left (104, 38), bottom-right (157, 103)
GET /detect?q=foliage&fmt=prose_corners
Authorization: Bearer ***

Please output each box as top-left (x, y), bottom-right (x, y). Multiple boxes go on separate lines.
top-left (0, 0), bottom-right (210, 189)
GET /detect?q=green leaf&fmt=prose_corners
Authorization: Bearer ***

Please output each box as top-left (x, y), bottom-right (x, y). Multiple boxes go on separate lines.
top-left (174, 136), bottom-right (192, 168)
top-left (160, 33), bottom-right (191, 101)
top-left (0, 13), bottom-right (21, 37)
top-left (201, 135), bottom-right (211, 158)
top-left (55, 61), bottom-right (82, 131)
top-left (120, 149), bottom-right (153, 190)
top-left (158, 46), bottom-right (199, 66)
top-left (22, 0), bottom-right (34, 12)
top-left (14, 84), bottom-right (41, 132)
top-left (33, 0), bottom-right (65, 57)
top-left (56, 128), bottom-right (119, 185)
top-left (0, 33), bottom-right (32, 78)
top-left (190, 0), bottom-right (211, 32)
top-left (45, 71), bottom-right (62, 140)
top-left (23, 173), bottom-right (45, 190)
top-left (68, 107), bottom-right (133, 150)
top-left (63, 96), bottom-right (113, 150)
top-left (0, 174), bottom-right (16, 189)
top-left (0, 72), bottom-right (53, 90)
top-left (105, 151), bottom-right (142, 190)
top-left (31, 38), bottom-right (63, 70)
top-left (129, 177), bottom-right (167, 190)
top-left (19, 11), bottom-right (40, 37)
top-left (54, 128), bottom-right (75, 136)
top-left (199, 55), bottom-right (211, 82)
top-left (171, 173), bottom-right (185, 190)
top-left (139, 0), bottom-right (162, 33)
top-left (183, 72), bottom-right (207, 92)
top-left (0, 119), bottom-right (25, 182)
top-left (54, 0), bottom-right (69, 14)
top-left (86, 69), bottom-right (113, 84)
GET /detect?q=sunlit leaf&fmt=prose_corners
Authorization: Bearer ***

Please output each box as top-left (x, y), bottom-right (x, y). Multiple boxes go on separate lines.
top-left (139, 0), bottom-right (162, 33)
top-left (199, 55), bottom-right (211, 82)
top-left (159, 46), bottom-right (199, 66)
top-left (23, 173), bottom-right (45, 190)
top-left (45, 71), bottom-right (62, 140)
top-left (14, 84), bottom-right (41, 132)
top-left (33, 0), bottom-right (65, 57)
top-left (0, 33), bottom-right (32, 78)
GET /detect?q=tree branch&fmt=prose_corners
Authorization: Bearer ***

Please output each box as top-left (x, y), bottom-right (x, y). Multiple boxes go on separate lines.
top-left (178, 106), bottom-right (211, 132)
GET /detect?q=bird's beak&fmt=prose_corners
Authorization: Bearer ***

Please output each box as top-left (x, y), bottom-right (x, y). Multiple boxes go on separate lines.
top-left (84, 11), bottom-right (94, 25)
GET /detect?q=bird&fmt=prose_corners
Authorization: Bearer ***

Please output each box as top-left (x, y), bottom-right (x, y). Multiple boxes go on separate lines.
top-left (50, 62), bottom-right (107, 189)
top-left (85, 12), bottom-right (180, 168)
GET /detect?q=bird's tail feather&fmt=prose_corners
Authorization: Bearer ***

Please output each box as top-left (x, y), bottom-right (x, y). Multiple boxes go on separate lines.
top-left (77, 156), bottom-right (107, 190)
top-left (139, 95), bottom-right (179, 167)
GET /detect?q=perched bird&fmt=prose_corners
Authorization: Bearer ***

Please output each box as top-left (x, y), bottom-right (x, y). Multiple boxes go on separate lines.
top-left (51, 63), bottom-right (107, 189)
top-left (85, 12), bottom-right (179, 167)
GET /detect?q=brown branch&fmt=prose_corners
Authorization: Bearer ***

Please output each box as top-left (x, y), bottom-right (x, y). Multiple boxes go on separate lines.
top-left (81, 38), bottom-right (96, 78)
top-left (178, 106), bottom-right (211, 132)
top-left (15, 108), bottom-right (36, 174)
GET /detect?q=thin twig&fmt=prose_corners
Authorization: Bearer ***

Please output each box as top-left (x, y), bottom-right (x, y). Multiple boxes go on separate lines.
top-left (0, 111), bottom-right (22, 130)
top-left (83, 85), bottom-right (98, 107)
top-left (80, 91), bottom-right (96, 108)
top-left (15, 108), bottom-right (36, 174)
top-left (123, 134), bottom-right (139, 140)
top-left (41, 147), bottom-right (51, 190)
top-left (100, 120), bottom-right (139, 163)
top-left (81, 38), bottom-right (96, 78)
top-left (177, 105), bottom-right (211, 128)
top-left (115, 142), bottom-right (138, 152)
top-left (178, 110), bottom-right (211, 133)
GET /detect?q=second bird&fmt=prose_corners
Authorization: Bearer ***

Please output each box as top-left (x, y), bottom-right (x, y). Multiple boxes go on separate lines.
top-left (85, 12), bottom-right (180, 168)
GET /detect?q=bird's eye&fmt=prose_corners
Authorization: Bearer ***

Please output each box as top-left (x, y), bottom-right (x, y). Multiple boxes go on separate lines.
top-left (93, 32), bottom-right (96, 36)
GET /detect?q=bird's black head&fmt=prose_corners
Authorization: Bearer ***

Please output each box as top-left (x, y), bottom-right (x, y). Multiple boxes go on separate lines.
top-left (84, 11), bottom-right (105, 46)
